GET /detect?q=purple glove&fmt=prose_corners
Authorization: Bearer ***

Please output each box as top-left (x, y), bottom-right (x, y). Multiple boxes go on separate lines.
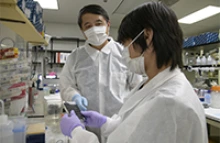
top-left (81, 111), bottom-right (107, 128)
top-left (60, 110), bottom-right (84, 138)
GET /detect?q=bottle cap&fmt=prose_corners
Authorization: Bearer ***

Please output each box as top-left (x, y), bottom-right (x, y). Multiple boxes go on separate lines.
top-left (211, 86), bottom-right (220, 91)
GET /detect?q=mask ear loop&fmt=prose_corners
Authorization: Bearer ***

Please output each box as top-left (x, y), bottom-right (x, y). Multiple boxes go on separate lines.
top-left (127, 29), bottom-right (145, 48)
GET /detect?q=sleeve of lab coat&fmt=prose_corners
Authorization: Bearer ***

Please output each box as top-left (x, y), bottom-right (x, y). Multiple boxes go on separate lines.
top-left (101, 115), bottom-right (122, 137)
top-left (60, 52), bottom-right (80, 101)
top-left (127, 72), bottom-right (143, 90)
top-left (70, 127), bottom-right (100, 143)
top-left (70, 115), bottom-right (122, 143)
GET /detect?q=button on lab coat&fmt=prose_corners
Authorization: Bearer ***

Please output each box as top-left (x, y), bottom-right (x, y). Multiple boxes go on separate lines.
top-left (60, 38), bottom-right (142, 117)
top-left (68, 68), bottom-right (208, 143)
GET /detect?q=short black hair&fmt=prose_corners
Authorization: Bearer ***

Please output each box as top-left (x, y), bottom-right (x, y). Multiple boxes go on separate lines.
top-left (118, 2), bottom-right (183, 70)
top-left (78, 4), bottom-right (110, 29)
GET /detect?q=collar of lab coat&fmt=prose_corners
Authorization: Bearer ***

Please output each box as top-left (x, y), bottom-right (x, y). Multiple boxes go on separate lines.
top-left (119, 67), bottom-right (182, 117)
top-left (85, 37), bottom-right (114, 61)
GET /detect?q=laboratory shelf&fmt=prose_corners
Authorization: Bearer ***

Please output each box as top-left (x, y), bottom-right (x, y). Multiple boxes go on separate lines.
top-left (33, 62), bottom-right (65, 65)
top-left (37, 50), bottom-right (72, 53)
top-left (0, 1), bottom-right (48, 45)
top-left (183, 41), bottom-right (220, 49)
top-left (183, 65), bottom-right (220, 68)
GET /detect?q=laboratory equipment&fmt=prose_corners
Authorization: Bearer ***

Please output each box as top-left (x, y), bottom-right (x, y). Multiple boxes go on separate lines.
top-left (188, 53), bottom-right (196, 65)
top-left (10, 116), bottom-right (26, 143)
top-left (0, 100), bottom-right (14, 143)
top-left (201, 54), bottom-right (206, 65)
top-left (204, 90), bottom-right (211, 105)
top-left (210, 86), bottom-right (220, 109)
top-left (196, 54), bottom-right (201, 65)
top-left (63, 101), bottom-right (85, 120)
top-left (44, 96), bottom-right (68, 143)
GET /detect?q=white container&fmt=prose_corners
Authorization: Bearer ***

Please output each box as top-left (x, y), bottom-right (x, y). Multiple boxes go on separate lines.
top-left (10, 116), bottom-right (26, 143)
top-left (0, 100), bottom-right (14, 143)
top-left (201, 55), bottom-right (206, 65)
top-left (211, 86), bottom-right (220, 109)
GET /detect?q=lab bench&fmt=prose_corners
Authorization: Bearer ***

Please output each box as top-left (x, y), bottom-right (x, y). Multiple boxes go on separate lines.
top-left (205, 108), bottom-right (220, 143)
top-left (26, 91), bottom-right (67, 143)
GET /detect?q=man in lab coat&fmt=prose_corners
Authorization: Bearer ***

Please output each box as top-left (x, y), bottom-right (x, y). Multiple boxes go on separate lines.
top-left (60, 2), bottom-right (208, 143)
top-left (59, 4), bottom-right (142, 142)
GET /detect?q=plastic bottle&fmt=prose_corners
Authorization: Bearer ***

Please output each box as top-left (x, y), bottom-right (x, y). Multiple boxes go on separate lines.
top-left (184, 52), bottom-right (189, 65)
top-left (0, 100), bottom-right (14, 143)
top-left (207, 54), bottom-right (212, 65)
top-left (196, 53), bottom-right (201, 65)
top-left (205, 90), bottom-right (211, 105)
top-left (201, 54), bottom-right (206, 65)
top-left (188, 53), bottom-right (195, 65)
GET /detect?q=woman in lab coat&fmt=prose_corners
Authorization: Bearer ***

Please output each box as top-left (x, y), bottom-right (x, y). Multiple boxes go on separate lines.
top-left (60, 2), bottom-right (208, 143)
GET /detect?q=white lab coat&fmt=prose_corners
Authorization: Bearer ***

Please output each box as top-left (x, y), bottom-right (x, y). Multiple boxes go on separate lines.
top-left (60, 37), bottom-right (142, 117)
top-left (69, 67), bottom-right (208, 143)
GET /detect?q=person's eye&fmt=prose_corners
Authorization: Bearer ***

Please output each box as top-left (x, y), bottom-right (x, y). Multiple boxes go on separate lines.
top-left (85, 25), bottom-right (92, 30)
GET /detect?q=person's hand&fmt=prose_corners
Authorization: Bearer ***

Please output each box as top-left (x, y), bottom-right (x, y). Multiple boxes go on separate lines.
top-left (60, 110), bottom-right (84, 138)
top-left (81, 111), bottom-right (107, 128)
top-left (72, 94), bottom-right (88, 111)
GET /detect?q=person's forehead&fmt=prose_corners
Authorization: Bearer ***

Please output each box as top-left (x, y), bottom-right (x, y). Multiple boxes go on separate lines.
top-left (81, 13), bottom-right (105, 24)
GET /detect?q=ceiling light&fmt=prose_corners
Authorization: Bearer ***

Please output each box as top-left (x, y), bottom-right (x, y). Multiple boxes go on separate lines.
top-left (34, 0), bottom-right (58, 10)
top-left (178, 5), bottom-right (220, 24)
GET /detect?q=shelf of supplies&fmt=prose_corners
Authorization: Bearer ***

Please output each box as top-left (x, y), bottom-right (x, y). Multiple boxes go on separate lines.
top-left (51, 37), bottom-right (85, 42)
top-left (209, 77), bottom-right (218, 79)
top-left (183, 65), bottom-right (220, 68)
top-left (33, 62), bottom-right (65, 65)
top-left (0, 2), bottom-right (48, 45)
top-left (183, 41), bottom-right (220, 49)
top-left (37, 50), bottom-right (72, 53)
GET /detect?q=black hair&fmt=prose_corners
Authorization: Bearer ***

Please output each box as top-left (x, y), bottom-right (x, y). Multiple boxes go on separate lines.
top-left (118, 2), bottom-right (183, 70)
top-left (78, 4), bottom-right (110, 29)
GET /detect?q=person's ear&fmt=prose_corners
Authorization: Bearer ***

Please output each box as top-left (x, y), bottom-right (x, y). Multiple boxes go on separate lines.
top-left (106, 21), bottom-right (110, 35)
top-left (144, 28), bottom-right (153, 46)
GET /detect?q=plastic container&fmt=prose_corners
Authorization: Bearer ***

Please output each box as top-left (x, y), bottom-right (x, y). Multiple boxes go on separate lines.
top-left (205, 90), bottom-right (211, 105)
top-left (201, 54), bottom-right (206, 65)
top-left (188, 53), bottom-right (196, 65)
top-left (0, 100), bottom-right (14, 143)
top-left (210, 86), bottom-right (220, 109)
top-left (196, 55), bottom-right (201, 65)
top-left (10, 116), bottom-right (26, 143)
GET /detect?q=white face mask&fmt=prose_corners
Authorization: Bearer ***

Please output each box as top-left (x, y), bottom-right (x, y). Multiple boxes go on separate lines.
top-left (122, 29), bottom-right (146, 75)
top-left (84, 26), bottom-right (108, 46)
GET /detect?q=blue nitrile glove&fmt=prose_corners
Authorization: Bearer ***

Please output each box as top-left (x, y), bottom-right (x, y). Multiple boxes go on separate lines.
top-left (60, 110), bottom-right (84, 138)
top-left (72, 94), bottom-right (88, 111)
top-left (81, 111), bottom-right (107, 128)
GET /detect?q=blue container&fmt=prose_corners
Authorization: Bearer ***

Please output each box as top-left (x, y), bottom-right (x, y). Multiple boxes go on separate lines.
top-left (183, 36), bottom-right (195, 48)
top-left (207, 32), bottom-right (219, 43)
top-left (194, 33), bottom-right (207, 45)
top-left (17, 0), bottom-right (26, 12)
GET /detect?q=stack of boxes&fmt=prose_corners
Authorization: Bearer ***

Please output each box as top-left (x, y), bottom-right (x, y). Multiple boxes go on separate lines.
top-left (17, 0), bottom-right (45, 37)
top-left (183, 31), bottom-right (220, 48)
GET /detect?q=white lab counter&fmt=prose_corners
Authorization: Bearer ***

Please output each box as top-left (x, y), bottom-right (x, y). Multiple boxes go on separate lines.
top-left (205, 108), bottom-right (220, 128)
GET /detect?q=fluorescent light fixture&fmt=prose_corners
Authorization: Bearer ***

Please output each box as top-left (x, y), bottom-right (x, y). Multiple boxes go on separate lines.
top-left (34, 0), bottom-right (58, 10)
top-left (178, 5), bottom-right (220, 24)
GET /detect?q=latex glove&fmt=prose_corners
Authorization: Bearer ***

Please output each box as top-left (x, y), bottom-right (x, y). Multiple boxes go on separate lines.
top-left (72, 94), bottom-right (88, 111)
top-left (60, 110), bottom-right (84, 138)
top-left (81, 111), bottom-right (107, 128)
